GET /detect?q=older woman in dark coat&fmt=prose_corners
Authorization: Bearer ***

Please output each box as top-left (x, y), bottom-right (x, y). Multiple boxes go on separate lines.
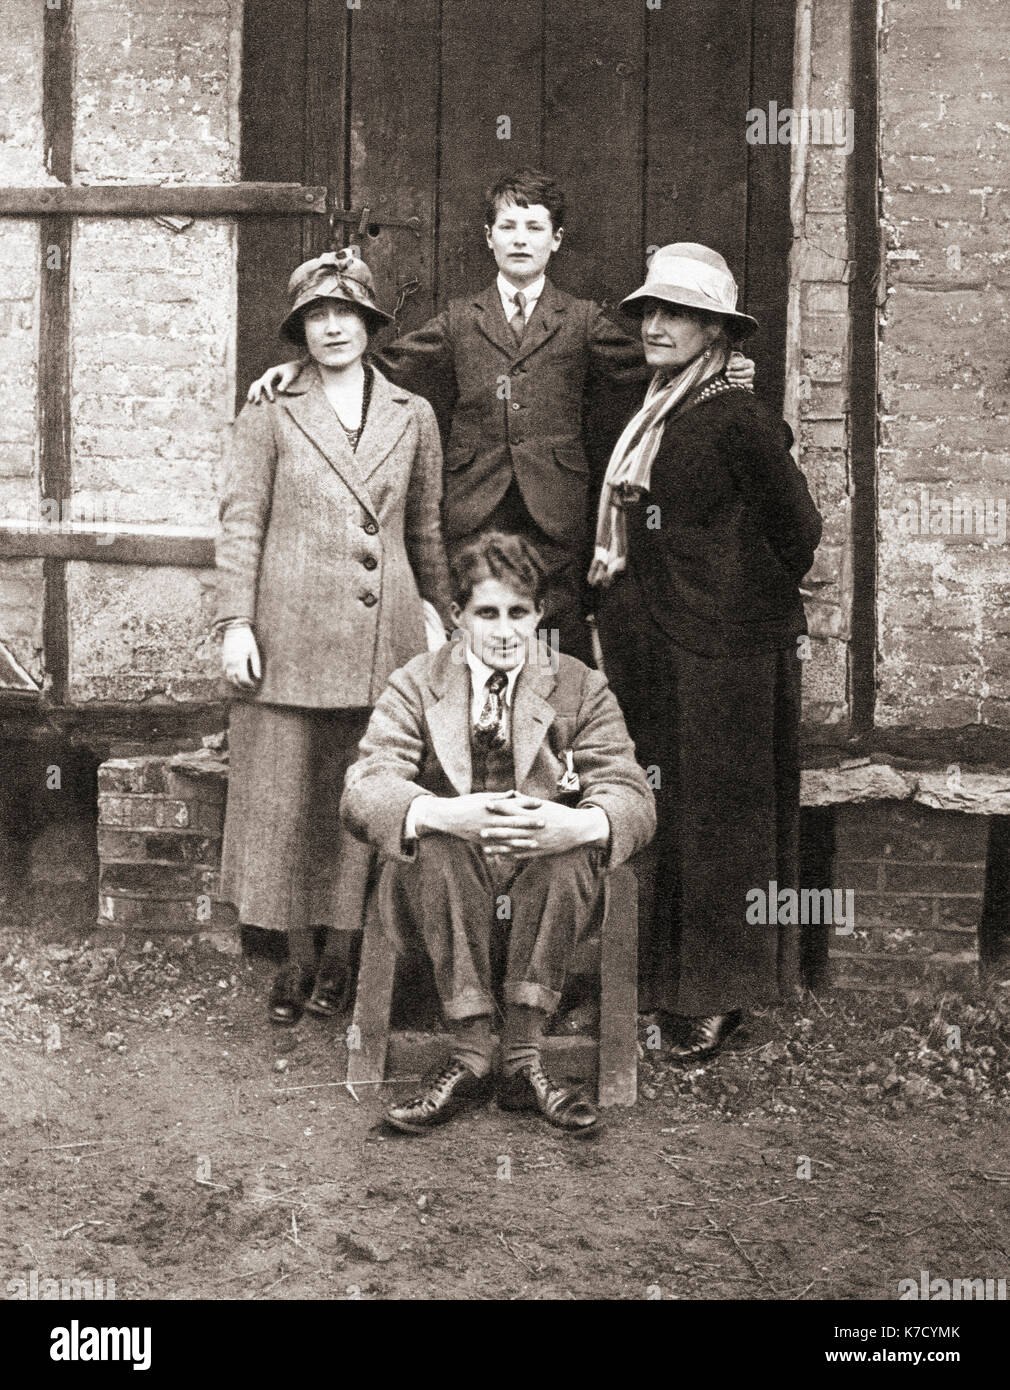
top-left (591, 243), bottom-right (822, 1061)
top-left (216, 248), bottom-right (453, 1024)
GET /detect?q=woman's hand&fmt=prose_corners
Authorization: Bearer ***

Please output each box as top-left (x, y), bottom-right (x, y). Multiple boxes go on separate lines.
top-left (246, 361), bottom-right (303, 404)
top-left (727, 351), bottom-right (756, 388)
top-left (221, 624), bottom-right (262, 690)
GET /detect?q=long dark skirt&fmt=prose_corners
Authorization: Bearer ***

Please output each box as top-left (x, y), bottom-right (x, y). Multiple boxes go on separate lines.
top-left (219, 702), bottom-right (372, 935)
top-left (599, 609), bottom-right (803, 1016)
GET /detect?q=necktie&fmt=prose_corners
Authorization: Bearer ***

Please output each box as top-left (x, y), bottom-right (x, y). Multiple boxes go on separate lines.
top-left (510, 290), bottom-right (527, 345)
top-left (474, 670), bottom-right (509, 749)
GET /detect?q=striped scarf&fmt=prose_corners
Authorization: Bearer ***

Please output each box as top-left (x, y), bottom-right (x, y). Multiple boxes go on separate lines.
top-left (588, 342), bottom-right (727, 587)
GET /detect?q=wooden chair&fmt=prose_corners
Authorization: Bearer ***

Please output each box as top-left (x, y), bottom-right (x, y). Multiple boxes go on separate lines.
top-left (346, 864), bottom-right (638, 1106)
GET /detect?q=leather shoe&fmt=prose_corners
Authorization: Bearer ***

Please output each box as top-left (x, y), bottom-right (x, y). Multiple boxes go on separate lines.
top-left (385, 1059), bottom-right (493, 1134)
top-left (667, 1010), bottom-right (742, 1062)
top-left (498, 1059), bottom-right (599, 1132)
top-left (304, 970), bottom-right (350, 1018)
top-left (552, 1001), bottom-right (600, 1036)
top-left (268, 962), bottom-right (316, 1026)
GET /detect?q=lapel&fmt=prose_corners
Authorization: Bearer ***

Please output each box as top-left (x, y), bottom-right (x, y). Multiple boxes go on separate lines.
top-left (281, 363), bottom-right (375, 518)
top-left (510, 645), bottom-right (559, 789)
top-left (424, 644), bottom-right (473, 795)
top-left (356, 365), bottom-right (412, 480)
top-left (470, 279), bottom-right (569, 364)
top-left (511, 279), bottom-right (568, 367)
top-left (471, 282), bottom-right (519, 359)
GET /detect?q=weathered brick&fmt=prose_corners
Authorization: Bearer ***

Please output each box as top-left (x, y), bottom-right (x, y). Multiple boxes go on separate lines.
top-left (97, 757), bottom-right (169, 795)
top-left (98, 891), bottom-right (228, 931)
top-left (850, 893), bottom-right (936, 930)
top-left (97, 827), bottom-right (220, 866)
top-left (829, 860), bottom-right (884, 892)
top-left (882, 862), bottom-right (986, 895)
top-left (100, 862), bottom-right (218, 897)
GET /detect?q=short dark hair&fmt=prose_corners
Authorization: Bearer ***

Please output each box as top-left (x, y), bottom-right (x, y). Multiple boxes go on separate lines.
top-left (484, 168), bottom-right (566, 232)
top-left (449, 531), bottom-right (547, 610)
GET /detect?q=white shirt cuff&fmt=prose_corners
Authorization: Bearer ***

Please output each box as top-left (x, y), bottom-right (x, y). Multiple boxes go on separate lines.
top-left (403, 799), bottom-right (421, 842)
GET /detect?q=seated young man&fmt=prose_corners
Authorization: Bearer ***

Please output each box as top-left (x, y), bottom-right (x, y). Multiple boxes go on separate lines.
top-left (340, 532), bottom-right (656, 1134)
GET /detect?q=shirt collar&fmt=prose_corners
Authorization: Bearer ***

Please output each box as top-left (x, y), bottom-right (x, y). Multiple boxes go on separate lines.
top-left (497, 272), bottom-right (546, 315)
top-left (464, 644), bottom-right (524, 705)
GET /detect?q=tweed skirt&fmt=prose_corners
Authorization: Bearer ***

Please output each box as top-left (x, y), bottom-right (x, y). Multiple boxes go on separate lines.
top-left (219, 701), bottom-right (372, 934)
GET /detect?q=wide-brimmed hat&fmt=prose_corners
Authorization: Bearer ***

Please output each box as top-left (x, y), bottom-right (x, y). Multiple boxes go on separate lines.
top-left (620, 242), bottom-right (758, 338)
top-left (280, 246), bottom-right (393, 343)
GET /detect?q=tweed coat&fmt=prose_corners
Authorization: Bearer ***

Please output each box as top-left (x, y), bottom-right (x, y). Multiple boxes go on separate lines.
top-left (216, 363), bottom-right (453, 708)
top-left (340, 641), bottom-right (656, 868)
top-left (372, 280), bottom-right (647, 552)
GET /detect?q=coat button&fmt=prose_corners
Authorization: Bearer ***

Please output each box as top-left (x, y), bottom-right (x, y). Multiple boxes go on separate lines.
top-left (363, 520), bottom-right (378, 535)
top-left (511, 401), bottom-right (521, 411)
top-left (362, 555), bottom-right (377, 570)
top-left (360, 592), bottom-right (377, 607)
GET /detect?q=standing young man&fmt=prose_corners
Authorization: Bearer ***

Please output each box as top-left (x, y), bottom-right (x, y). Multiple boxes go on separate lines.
top-left (248, 169), bottom-right (755, 663)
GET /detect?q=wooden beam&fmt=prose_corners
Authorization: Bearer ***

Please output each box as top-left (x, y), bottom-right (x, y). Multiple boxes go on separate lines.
top-left (0, 183), bottom-right (327, 217)
top-left (849, 0), bottom-right (881, 734)
top-left (39, 0), bottom-right (74, 705)
top-left (0, 524), bottom-right (216, 569)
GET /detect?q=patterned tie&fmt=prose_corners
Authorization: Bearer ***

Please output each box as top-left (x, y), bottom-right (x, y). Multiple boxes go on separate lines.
top-left (474, 669), bottom-right (509, 749)
top-left (510, 290), bottom-right (527, 345)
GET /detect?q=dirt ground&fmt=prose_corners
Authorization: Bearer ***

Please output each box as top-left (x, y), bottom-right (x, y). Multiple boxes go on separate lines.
top-left (3, 928), bottom-right (1010, 1302)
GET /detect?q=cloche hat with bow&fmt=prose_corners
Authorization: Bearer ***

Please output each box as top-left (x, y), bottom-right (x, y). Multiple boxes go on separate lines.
top-left (280, 246), bottom-right (393, 344)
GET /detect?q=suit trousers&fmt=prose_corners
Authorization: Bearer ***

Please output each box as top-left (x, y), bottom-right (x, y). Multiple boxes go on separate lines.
top-left (220, 701), bottom-right (373, 935)
top-left (378, 833), bottom-right (604, 1019)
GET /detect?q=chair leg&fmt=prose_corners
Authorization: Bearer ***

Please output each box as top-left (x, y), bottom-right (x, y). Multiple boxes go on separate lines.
top-left (346, 894), bottom-right (397, 1086)
top-left (597, 866), bottom-right (638, 1107)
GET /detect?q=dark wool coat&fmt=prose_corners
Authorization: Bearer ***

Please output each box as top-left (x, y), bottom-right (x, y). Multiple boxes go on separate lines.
top-left (609, 384), bottom-right (823, 657)
top-left (216, 363), bottom-right (453, 709)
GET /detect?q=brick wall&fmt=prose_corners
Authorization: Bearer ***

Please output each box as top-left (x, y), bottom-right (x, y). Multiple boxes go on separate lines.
top-left (67, 0), bottom-right (240, 702)
top-left (0, 0), bottom-right (239, 703)
top-left (877, 0), bottom-right (1010, 728)
top-left (830, 802), bottom-right (986, 989)
top-left (0, 2), bottom-right (45, 684)
top-left (790, 0), bottom-right (855, 727)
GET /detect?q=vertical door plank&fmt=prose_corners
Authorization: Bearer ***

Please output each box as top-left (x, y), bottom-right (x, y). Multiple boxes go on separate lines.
top-left (645, 1), bottom-right (752, 289)
top-left (237, 0), bottom-right (309, 398)
top-left (746, 0), bottom-right (796, 412)
top-left (304, 0), bottom-right (350, 261)
top-left (349, 0), bottom-right (441, 339)
top-left (543, 0), bottom-right (645, 307)
top-left (438, 0), bottom-right (544, 304)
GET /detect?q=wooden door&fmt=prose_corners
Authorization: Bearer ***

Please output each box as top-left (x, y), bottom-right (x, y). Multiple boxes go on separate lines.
top-left (238, 0), bottom-right (795, 409)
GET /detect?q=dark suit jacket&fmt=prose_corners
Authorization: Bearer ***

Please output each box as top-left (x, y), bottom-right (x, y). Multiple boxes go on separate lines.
top-left (373, 280), bottom-right (647, 551)
top-left (603, 384), bottom-right (823, 657)
top-left (340, 641), bottom-right (656, 867)
top-left (216, 364), bottom-right (453, 708)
